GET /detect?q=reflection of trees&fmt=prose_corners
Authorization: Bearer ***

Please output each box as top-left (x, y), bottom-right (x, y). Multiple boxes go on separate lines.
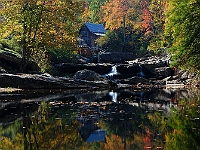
top-left (24, 102), bottom-right (84, 149)
top-left (2, 93), bottom-right (199, 150)
top-left (0, 102), bottom-right (85, 149)
top-left (164, 95), bottom-right (200, 150)
top-left (148, 94), bottom-right (200, 150)
top-left (99, 103), bottom-right (152, 150)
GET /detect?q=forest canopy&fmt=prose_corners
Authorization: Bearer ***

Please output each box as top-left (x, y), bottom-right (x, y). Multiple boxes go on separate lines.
top-left (0, 0), bottom-right (200, 73)
top-left (0, 0), bottom-right (85, 71)
top-left (164, 0), bottom-right (200, 72)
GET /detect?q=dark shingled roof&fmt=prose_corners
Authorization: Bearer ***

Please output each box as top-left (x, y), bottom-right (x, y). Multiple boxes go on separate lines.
top-left (85, 22), bottom-right (106, 35)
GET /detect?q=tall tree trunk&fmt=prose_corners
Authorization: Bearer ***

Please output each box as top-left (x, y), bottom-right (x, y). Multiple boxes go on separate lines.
top-left (19, 39), bottom-right (29, 73)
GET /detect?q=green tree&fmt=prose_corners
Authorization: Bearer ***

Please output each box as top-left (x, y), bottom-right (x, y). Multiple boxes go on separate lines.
top-left (0, 0), bottom-right (84, 72)
top-left (164, 0), bottom-right (200, 72)
top-left (96, 27), bottom-right (147, 54)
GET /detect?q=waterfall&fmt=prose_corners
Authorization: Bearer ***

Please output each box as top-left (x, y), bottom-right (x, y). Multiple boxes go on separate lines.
top-left (104, 65), bottom-right (119, 80)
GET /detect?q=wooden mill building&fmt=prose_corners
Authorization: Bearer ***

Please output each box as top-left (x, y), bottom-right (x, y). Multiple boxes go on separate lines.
top-left (78, 22), bottom-right (106, 57)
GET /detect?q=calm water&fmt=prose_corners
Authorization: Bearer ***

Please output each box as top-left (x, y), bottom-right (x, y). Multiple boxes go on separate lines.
top-left (0, 88), bottom-right (200, 150)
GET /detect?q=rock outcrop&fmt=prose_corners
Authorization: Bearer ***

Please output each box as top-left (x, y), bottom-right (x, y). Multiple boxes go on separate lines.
top-left (0, 73), bottom-right (73, 89)
top-left (0, 70), bottom-right (117, 89)
top-left (0, 52), bottom-right (199, 89)
top-left (56, 55), bottom-right (173, 79)
top-left (56, 63), bottom-right (111, 75)
top-left (73, 69), bottom-right (117, 88)
top-left (0, 48), bottom-right (40, 73)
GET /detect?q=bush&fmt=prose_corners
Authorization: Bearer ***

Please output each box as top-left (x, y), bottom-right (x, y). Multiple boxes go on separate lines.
top-left (47, 47), bottom-right (78, 64)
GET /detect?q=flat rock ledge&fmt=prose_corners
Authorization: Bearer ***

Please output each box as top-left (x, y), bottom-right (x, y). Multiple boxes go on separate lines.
top-left (0, 69), bottom-right (199, 90)
top-left (0, 71), bottom-right (116, 89)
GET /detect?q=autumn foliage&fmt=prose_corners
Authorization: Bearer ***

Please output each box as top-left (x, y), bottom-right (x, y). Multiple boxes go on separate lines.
top-left (0, 0), bottom-right (85, 71)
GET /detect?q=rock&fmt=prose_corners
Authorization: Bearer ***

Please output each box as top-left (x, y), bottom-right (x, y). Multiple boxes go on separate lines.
top-left (180, 70), bottom-right (189, 80)
top-left (116, 64), bottom-right (140, 78)
top-left (0, 69), bottom-right (118, 89)
top-left (56, 55), bottom-right (172, 80)
top-left (0, 48), bottom-right (40, 73)
top-left (0, 73), bottom-right (101, 89)
top-left (0, 73), bottom-right (69, 89)
top-left (73, 69), bottom-right (117, 88)
top-left (73, 69), bottom-right (108, 82)
top-left (152, 67), bottom-right (173, 79)
top-left (127, 55), bottom-right (170, 71)
top-left (0, 68), bottom-right (7, 73)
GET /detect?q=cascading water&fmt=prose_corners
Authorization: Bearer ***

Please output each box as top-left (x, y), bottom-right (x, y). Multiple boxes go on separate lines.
top-left (137, 65), bottom-right (145, 78)
top-left (104, 65), bottom-right (119, 80)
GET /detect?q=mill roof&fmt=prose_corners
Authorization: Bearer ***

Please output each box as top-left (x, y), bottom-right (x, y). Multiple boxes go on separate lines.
top-left (85, 22), bottom-right (106, 35)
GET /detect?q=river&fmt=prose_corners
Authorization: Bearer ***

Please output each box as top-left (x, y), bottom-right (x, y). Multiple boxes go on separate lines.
top-left (0, 87), bottom-right (200, 150)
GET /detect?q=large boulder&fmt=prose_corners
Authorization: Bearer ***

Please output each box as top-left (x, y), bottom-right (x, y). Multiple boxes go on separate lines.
top-left (0, 73), bottom-right (109, 89)
top-left (0, 73), bottom-right (72, 89)
top-left (73, 69), bottom-right (117, 88)
top-left (0, 48), bottom-right (40, 73)
top-left (151, 67), bottom-right (173, 79)
top-left (73, 69), bottom-right (108, 82)
top-left (116, 64), bottom-right (140, 78)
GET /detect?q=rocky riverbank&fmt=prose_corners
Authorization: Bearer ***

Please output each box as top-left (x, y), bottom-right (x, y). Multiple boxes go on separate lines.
top-left (0, 53), bottom-right (199, 90)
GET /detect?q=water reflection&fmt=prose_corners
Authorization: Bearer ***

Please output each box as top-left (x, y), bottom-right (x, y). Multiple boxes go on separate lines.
top-left (0, 88), bottom-right (200, 149)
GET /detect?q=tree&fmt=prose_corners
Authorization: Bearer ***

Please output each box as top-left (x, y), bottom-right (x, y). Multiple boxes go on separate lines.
top-left (147, 0), bottom-right (167, 53)
top-left (89, 0), bottom-right (108, 23)
top-left (81, 0), bottom-right (108, 24)
top-left (101, 0), bottom-right (141, 30)
top-left (140, 0), bottom-right (152, 32)
top-left (0, 0), bottom-right (84, 72)
top-left (96, 27), bottom-right (145, 54)
top-left (164, 0), bottom-right (200, 71)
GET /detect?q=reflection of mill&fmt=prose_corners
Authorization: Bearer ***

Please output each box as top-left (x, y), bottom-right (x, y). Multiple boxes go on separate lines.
top-left (75, 88), bottom-right (178, 148)
top-left (78, 111), bottom-right (106, 142)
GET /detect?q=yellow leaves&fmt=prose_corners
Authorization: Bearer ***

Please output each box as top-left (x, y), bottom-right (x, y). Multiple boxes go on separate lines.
top-left (101, 0), bottom-right (137, 30)
top-left (0, 0), bottom-right (84, 47)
